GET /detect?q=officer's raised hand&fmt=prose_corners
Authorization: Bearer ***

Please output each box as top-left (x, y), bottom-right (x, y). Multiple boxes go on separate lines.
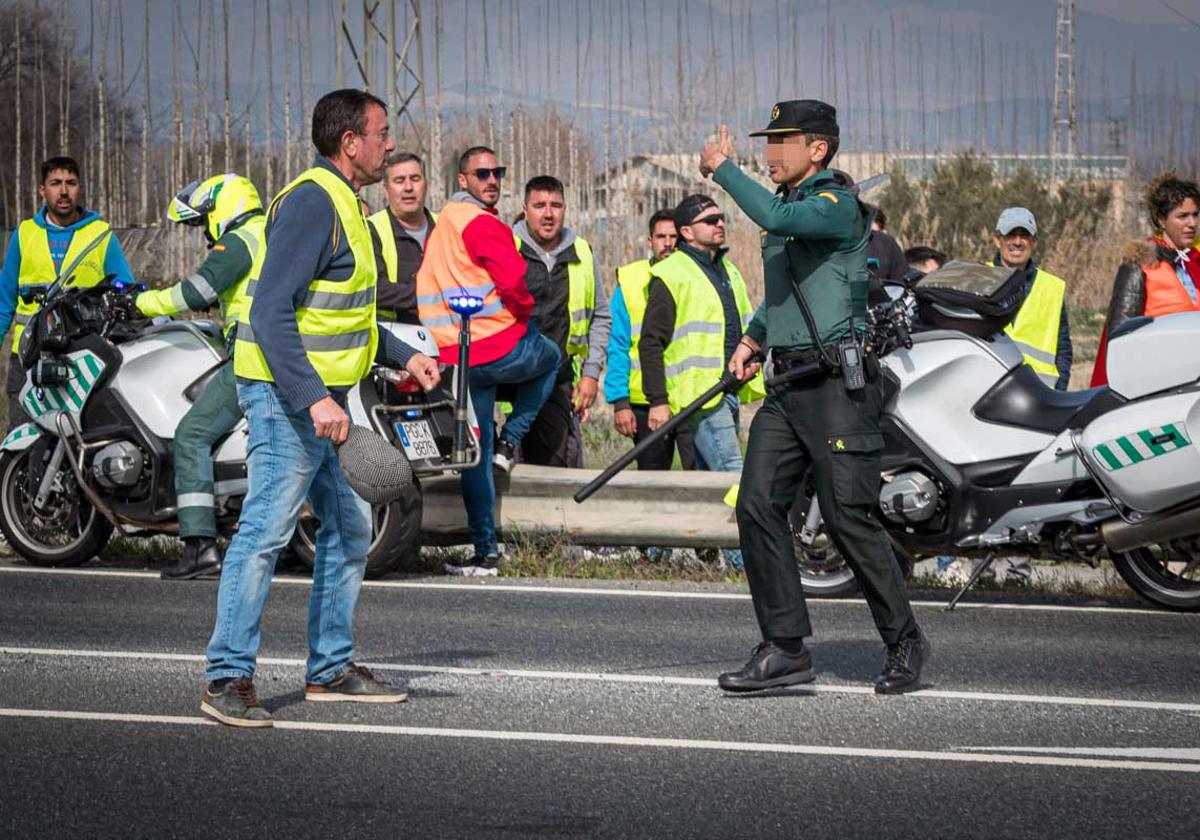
top-left (699, 125), bottom-right (735, 178)
top-left (729, 336), bottom-right (762, 382)
top-left (405, 352), bottom-right (441, 391)
top-left (310, 396), bottom-right (350, 444)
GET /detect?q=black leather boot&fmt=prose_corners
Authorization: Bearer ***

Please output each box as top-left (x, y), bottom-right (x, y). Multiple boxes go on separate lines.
top-left (161, 537), bottom-right (223, 581)
top-left (875, 632), bottom-right (930, 695)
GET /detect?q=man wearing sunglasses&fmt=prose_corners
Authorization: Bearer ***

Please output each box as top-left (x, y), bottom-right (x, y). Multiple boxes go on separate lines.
top-left (638, 194), bottom-right (766, 570)
top-left (513, 175), bottom-right (611, 467)
top-left (417, 146), bottom-right (560, 576)
top-left (700, 100), bottom-right (927, 695)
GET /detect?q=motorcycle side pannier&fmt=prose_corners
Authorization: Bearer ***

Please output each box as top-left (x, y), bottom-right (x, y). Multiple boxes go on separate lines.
top-left (911, 260), bottom-right (1026, 338)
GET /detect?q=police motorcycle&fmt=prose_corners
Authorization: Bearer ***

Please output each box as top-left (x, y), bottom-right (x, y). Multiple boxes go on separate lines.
top-left (0, 269), bottom-right (479, 578)
top-left (787, 260), bottom-right (1200, 611)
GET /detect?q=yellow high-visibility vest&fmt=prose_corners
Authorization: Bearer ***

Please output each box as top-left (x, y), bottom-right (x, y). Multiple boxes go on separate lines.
top-left (234, 167), bottom-right (378, 386)
top-left (12, 216), bottom-right (113, 347)
top-left (615, 259), bottom-right (652, 405)
top-left (652, 250), bottom-right (766, 414)
top-left (994, 261), bottom-right (1066, 386)
top-left (135, 215), bottom-right (265, 337)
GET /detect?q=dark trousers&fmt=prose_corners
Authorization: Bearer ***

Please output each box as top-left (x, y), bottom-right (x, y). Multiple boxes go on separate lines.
top-left (520, 379), bottom-right (583, 468)
top-left (735, 374), bottom-right (918, 646)
top-left (175, 360), bottom-right (242, 539)
top-left (6, 354), bottom-right (30, 432)
top-left (631, 403), bottom-right (696, 470)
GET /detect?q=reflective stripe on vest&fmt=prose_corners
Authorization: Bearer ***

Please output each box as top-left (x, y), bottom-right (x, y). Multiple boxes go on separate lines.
top-left (1000, 265), bottom-right (1065, 386)
top-left (13, 216), bottom-right (112, 346)
top-left (616, 259), bottom-right (652, 404)
top-left (416, 202), bottom-right (518, 357)
top-left (233, 168), bottom-right (378, 386)
top-left (566, 237), bottom-right (596, 359)
top-left (652, 251), bottom-right (765, 414)
top-left (1143, 259), bottom-right (1200, 319)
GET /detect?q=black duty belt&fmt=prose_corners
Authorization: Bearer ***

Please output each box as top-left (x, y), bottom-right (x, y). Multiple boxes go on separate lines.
top-left (771, 348), bottom-right (825, 374)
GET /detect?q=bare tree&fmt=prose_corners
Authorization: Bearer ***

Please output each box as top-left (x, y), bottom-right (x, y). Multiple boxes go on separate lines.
top-left (140, 0), bottom-right (150, 221)
top-left (222, 0), bottom-right (231, 172)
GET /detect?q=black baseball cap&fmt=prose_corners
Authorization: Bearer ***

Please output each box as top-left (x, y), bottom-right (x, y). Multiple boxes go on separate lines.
top-left (749, 99), bottom-right (839, 137)
top-left (673, 194), bottom-right (719, 230)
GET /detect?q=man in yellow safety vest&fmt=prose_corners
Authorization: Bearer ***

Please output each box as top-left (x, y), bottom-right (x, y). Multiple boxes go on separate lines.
top-left (992, 206), bottom-right (1073, 390)
top-left (512, 175), bottom-right (611, 467)
top-left (201, 89), bottom-right (440, 728)
top-left (0, 156), bottom-right (135, 429)
top-left (605, 208), bottom-right (695, 470)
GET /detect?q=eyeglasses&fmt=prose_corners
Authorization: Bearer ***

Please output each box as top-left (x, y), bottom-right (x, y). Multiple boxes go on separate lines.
top-left (469, 167), bottom-right (507, 181)
top-left (691, 213), bottom-right (726, 226)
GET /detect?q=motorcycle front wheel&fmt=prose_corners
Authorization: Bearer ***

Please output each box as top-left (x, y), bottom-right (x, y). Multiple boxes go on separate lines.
top-left (1110, 541), bottom-right (1200, 612)
top-left (0, 448), bottom-right (113, 566)
top-left (288, 480), bottom-right (423, 579)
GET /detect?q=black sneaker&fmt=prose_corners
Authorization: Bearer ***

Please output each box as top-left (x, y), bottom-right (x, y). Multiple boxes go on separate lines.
top-left (162, 538), bottom-right (223, 581)
top-left (717, 640), bottom-right (816, 692)
top-left (444, 552), bottom-right (500, 577)
top-left (306, 663), bottom-right (408, 703)
top-left (200, 677), bottom-right (273, 728)
top-left (493, 439), bottom-right (516, 473)
top-left (875, 632), bottom-right (930, 695)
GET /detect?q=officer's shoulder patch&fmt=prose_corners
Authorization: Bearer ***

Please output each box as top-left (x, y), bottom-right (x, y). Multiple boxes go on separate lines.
top-left (816, 192), bottom-right (839, 204)
top-left (212, 244), bottom-right (226, 252)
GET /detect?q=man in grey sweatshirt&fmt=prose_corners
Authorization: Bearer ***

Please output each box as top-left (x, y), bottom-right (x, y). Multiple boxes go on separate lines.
top-left (512, 175), bottom-right (611, 467)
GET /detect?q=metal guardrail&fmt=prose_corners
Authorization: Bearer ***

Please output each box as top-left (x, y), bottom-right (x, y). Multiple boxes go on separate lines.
top-left (419, 465), bottom-right (740, 548)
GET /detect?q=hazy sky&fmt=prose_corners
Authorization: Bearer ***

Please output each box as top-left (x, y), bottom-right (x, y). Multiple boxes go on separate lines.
top-left (59, 0), bottom-right (1197, 154)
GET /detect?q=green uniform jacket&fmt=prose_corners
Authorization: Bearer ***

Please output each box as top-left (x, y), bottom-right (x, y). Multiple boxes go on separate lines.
top-left (713, 161), bottom-right (869, 352)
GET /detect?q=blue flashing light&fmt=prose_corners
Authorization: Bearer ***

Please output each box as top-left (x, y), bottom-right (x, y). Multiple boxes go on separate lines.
top-left (447, 291), bottom-right (485, 317)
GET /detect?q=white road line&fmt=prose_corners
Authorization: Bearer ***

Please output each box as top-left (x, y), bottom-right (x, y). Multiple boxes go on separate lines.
top-left (0, 706), bottom-right (1197, 774)
top-left (0, 565), bottom-right (1180, 616)
top-left (4, 645), bottom-right (1199, 714)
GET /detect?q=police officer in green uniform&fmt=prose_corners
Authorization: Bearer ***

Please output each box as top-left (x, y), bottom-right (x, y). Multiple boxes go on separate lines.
top-left (700, 100), bottom-right (928, 695)
top-left (135, 173), bottom-right (265, 580)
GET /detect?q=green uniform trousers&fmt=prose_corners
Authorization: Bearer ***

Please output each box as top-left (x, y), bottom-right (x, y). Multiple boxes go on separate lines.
top-left (175, 359), bottom-right (242, 539)
top-left (735, 373), bottom-right (918, 645)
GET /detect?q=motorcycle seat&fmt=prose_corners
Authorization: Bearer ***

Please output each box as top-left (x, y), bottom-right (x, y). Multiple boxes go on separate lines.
top-left (184, 360), bottom-right (228, 403)
top-left (973, 364), bottom-right (1125, 435)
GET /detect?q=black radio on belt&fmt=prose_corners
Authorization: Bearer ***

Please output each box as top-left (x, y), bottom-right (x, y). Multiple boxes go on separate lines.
top-left (837, 335), bottom-right (866, 391)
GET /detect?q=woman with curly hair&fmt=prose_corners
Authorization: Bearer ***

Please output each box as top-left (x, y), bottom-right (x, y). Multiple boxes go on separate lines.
top-left (1091, 172), bottom-right (1200, 386)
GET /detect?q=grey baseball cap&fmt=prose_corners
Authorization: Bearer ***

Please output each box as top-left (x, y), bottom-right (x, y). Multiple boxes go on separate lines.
top-left (996, 206), bottom-right (1037, 237)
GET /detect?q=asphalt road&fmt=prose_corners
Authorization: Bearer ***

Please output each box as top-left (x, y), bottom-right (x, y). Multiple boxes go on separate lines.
top-left (1, 559), bottom-right (1199, 839)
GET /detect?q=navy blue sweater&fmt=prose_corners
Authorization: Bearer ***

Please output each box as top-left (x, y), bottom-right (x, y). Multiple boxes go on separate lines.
top-left (247, 156), bottom-right (416, 411)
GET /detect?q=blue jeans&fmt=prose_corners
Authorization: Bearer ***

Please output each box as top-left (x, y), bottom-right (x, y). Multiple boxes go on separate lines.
top-left (690, 393), bottom-right (744, 569)
top-left (205, 381), bottom-right (372, 686)
top-left (462, 324), bottom-right (560, 556)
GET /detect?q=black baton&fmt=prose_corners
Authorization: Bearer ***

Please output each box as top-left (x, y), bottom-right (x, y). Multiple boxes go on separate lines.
top-left (574, 370), bottom-right (741, 504)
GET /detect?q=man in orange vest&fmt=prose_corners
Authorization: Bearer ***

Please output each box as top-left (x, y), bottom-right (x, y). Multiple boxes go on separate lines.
top-left (416, 146), bottom-right (560, 577)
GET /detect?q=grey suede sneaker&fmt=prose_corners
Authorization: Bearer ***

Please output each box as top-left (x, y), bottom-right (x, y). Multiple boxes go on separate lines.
top-left (305, 664), bottom-right (408, 703)
top-left (200, 677), bottom-right (274, 728)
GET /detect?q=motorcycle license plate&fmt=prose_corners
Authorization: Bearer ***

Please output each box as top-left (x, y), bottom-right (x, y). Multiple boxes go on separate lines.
top-left (395, 420), bottom-right (440, 461)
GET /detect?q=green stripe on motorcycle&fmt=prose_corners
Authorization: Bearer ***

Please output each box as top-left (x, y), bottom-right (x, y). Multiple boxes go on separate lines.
top-left (1116, 436), bottom-right (1144, 465)
top-left (1094, 444), bottom-right (1122, 471)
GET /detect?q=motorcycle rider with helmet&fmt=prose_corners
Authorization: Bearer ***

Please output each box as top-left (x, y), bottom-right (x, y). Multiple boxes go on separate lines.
top-left (133, 173), bottom-right (266, 580)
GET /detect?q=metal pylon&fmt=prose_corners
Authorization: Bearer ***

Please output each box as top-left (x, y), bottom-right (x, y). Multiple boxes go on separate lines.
top-left (1050, 0), bottom-right (1076, 180)
top-left (337, 0), bottom-right (427, 153)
